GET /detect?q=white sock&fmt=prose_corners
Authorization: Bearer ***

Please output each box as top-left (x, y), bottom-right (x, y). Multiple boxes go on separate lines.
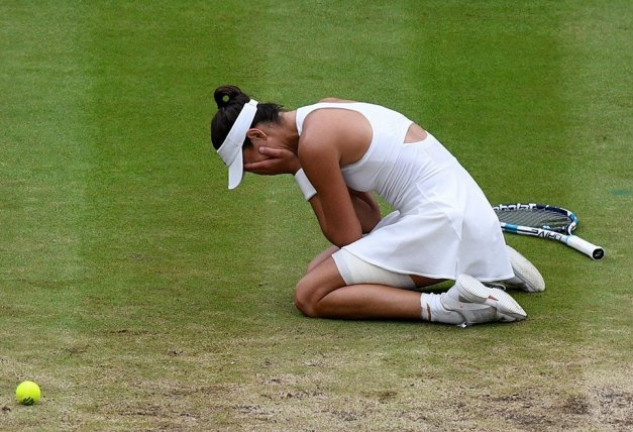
top-left (420, 293), bottom-right (463, 325)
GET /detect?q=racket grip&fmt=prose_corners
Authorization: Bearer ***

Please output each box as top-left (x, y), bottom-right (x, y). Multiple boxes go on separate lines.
top-left (566, 235), bottom-right (605, 260)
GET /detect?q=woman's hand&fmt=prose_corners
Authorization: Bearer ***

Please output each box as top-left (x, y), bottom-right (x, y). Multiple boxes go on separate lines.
top-left (244, 146), bottom-right (300, 176)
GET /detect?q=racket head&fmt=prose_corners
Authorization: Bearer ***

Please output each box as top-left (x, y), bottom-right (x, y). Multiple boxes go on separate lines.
top-left (492, 203), bottom-right (578, 235)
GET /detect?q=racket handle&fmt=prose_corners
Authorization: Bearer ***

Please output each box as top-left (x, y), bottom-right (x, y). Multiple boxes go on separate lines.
top-left (566, 235), bottom-right (605, 260)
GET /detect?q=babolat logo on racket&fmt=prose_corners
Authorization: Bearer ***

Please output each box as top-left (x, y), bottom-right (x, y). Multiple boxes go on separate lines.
top-left (493, 203), bottom-right (537, 212)
top-left (537, 230), bottom-right (562, 240)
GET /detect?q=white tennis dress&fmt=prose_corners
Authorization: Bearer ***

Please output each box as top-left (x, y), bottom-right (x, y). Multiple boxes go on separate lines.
top-left (295, 102), bottom-right (513, 282)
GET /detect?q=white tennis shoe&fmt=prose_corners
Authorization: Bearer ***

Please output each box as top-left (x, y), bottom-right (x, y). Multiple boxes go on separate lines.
top-left (505, 245), bottom-right (545, 292)
top-left (441, 274), bottom-right (527, 326)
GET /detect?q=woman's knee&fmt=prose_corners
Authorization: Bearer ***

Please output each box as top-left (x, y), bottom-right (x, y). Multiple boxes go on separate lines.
top-left (294, 258), bottom-right (346, 318)
top-left (294, 275), bottom-right (319, 318)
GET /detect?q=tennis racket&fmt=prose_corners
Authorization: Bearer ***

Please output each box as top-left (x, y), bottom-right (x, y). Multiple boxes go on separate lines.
top-left (492, 203), bottom-right (605, 260)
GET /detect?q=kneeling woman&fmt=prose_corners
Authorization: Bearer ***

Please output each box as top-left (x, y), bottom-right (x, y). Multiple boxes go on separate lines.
top-left (210, 85), bottom-right (544, 326)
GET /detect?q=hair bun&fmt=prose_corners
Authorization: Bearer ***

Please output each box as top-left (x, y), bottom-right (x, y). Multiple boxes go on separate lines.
top-left (214, 85), bottom-right (248, 109)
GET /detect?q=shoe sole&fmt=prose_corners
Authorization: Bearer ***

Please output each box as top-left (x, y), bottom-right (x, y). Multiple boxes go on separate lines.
top-left (456, 274), bottom-right (527, 322)
top-left (506, 246), bottom-right (545, 292)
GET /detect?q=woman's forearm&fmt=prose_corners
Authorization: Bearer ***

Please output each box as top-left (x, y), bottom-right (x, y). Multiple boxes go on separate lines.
top-left (348, 190), bottom-right (381, 233)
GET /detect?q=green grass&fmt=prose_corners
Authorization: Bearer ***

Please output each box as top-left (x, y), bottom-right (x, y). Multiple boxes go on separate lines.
top-left (1, 1), bottom-right (632, 431)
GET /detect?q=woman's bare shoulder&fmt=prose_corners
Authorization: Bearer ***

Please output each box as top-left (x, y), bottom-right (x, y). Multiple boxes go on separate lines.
top-left (317, 97), bottom-right (357, 103)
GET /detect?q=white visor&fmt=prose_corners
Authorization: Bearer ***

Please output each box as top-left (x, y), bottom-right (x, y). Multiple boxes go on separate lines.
top-left (216, 99), bottom-right (259, 189)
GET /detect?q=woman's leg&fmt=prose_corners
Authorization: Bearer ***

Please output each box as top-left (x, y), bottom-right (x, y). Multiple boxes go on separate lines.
top-left (295, 256), bottom-right (423, 320)
top-left (294, 255), bottom-right (528, 325)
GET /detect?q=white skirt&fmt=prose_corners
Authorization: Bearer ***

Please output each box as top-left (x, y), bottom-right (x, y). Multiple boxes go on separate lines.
top-left (342, 160), bottom-right (513, 282)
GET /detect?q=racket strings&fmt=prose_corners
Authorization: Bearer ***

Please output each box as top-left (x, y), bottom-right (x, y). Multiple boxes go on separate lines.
top-left (494, 208), bottom-right (571, 231)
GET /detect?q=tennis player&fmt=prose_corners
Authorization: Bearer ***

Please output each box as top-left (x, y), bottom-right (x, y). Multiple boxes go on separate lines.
top-left (211, 85), bottom-right (545, 326)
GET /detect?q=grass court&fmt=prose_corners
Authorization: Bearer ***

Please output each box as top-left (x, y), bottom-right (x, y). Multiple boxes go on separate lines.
top-left (1, 1), bottom-right (632, 431)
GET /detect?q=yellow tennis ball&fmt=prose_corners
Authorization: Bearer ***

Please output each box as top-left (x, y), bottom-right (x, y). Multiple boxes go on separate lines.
top-left (16, 381), bottom-right (41, 406)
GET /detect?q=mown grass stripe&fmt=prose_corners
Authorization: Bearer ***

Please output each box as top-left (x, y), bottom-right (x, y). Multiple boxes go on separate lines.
top-left (0, 1), bottom-right (97, 426)
top-left (556, 0), bottom-right (633, 393)
top-left (0, 2), bottom-right (93, 329)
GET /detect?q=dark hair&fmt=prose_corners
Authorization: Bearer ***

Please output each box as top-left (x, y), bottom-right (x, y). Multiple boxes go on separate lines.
top-left (210, 85), bottom-right (284, 150)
